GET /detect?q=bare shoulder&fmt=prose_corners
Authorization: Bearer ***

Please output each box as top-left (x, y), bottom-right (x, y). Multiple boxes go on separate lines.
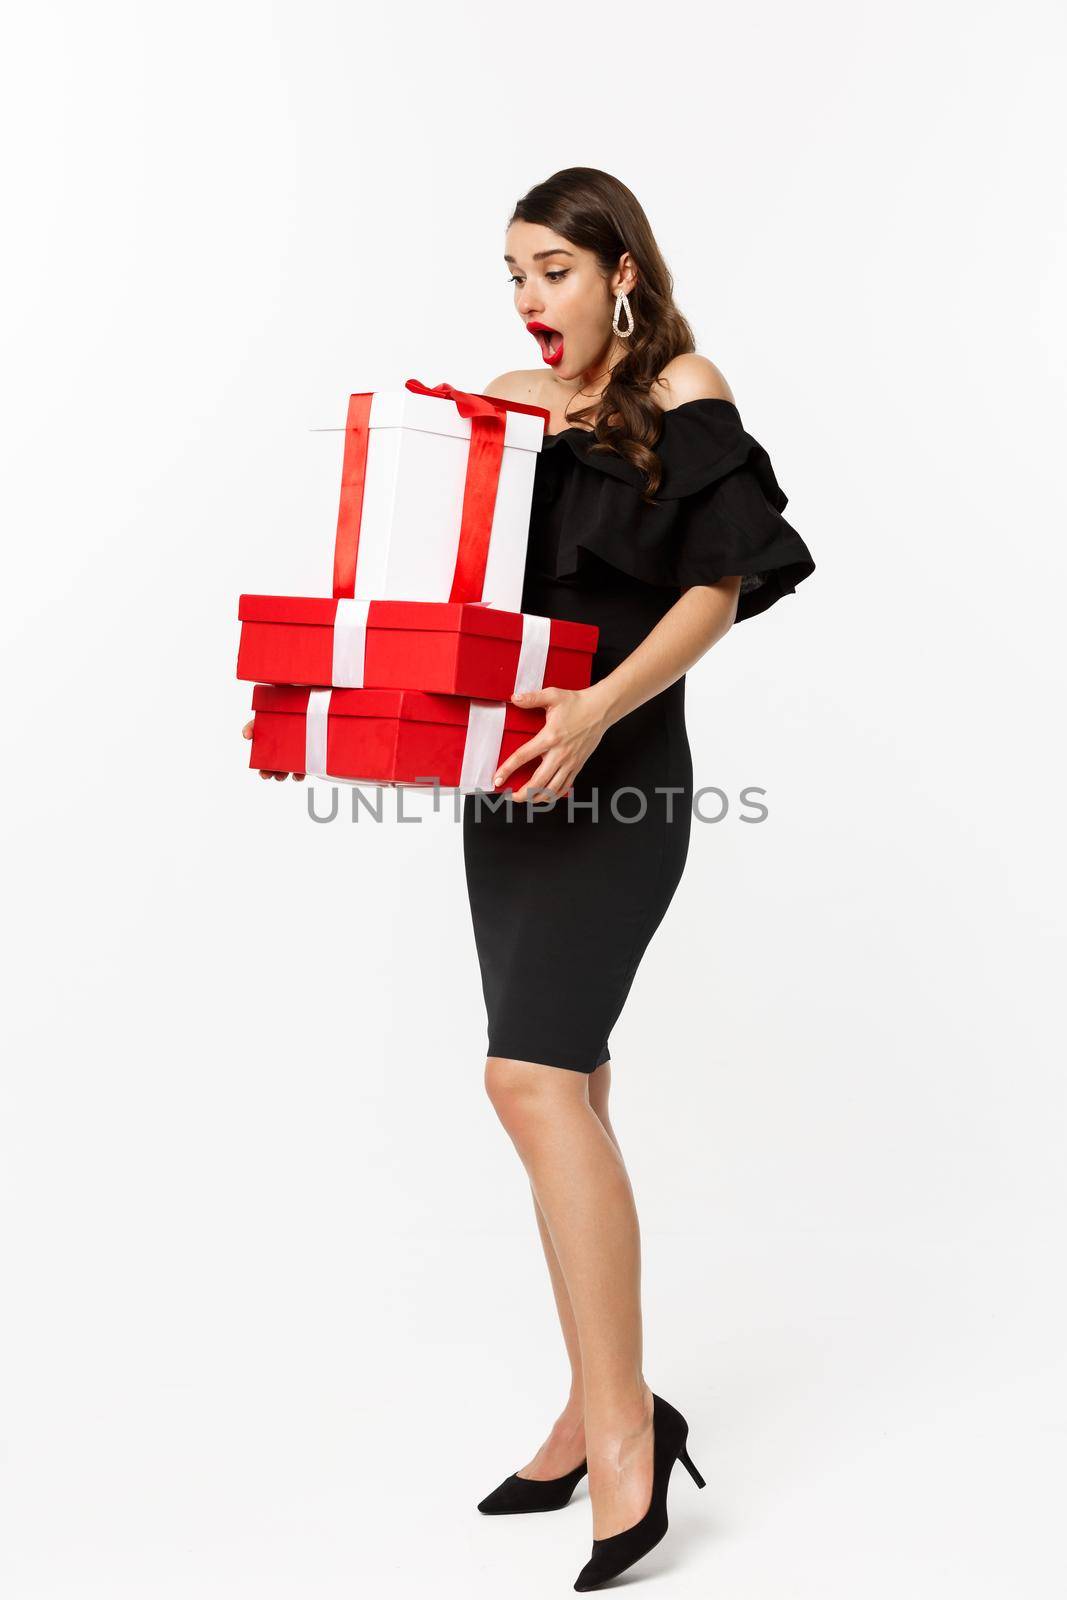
top-left (652, 354), bottom-right (736, 410)
top-left (481, 369), bottom-right (548, 405)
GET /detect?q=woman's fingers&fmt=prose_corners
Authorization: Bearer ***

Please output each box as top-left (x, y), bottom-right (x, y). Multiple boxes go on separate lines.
top-left (513, 756), bottom-right (569, 804)
top-left (242, 719), bottom-right (254, 739)
top-left (493, 731), bottom-right (553, 790)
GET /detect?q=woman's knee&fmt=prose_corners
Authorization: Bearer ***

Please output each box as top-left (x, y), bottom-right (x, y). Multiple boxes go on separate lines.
top-left (483, 1055), bottom-right (584, 1130)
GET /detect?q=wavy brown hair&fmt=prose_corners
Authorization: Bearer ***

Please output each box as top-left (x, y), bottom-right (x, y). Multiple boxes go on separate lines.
top-left (509, 167), bottom-right (697, 503)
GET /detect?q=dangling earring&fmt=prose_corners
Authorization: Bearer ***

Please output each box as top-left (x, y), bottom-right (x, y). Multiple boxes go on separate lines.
top-left (613, 289), bottom-right (635, 338)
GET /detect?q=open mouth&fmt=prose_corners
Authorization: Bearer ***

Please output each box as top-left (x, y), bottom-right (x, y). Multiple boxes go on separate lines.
top-left (529, 323), bottom-right (565, 365)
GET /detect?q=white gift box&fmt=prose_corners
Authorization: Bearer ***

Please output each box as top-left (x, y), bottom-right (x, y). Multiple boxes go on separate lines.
top-left (324, 380), bottom-right (550, 614)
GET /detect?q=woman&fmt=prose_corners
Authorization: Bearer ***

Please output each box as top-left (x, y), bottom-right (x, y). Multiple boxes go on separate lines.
top-left (462, 168), bottom-right (814, 1591)
top-left (242, 167), bottom-right (814, 1591)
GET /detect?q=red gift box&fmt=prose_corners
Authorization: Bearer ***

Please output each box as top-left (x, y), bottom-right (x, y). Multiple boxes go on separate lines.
top-left (236, 596), bottom-right (599, 698)
top-left (248, 683), bottom-right (548, 793)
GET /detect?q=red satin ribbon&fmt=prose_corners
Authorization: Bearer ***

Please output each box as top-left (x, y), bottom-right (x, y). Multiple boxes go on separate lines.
top-left (332, 392), bottom-right (374, 599)
top-left (403, 377), bottom-right (550, 424)
top-left (333, 380), bottom-right (535, 603)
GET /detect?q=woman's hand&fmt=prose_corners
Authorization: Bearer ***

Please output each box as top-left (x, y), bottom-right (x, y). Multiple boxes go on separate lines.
top-left (242, 717), bottom-right (305, 781)
top-left (493, 684), bottom-right (613, 803)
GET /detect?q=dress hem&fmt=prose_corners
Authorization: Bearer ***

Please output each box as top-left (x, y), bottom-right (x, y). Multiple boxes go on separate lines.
top-left (484, 1037), bottom-right (611, 1075)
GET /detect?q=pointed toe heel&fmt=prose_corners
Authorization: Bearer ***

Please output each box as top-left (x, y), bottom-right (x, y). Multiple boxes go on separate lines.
top-left (477, 1458), bottom-right (587, 1515)
top-left (572, 1392), bottom-right (706, 1590)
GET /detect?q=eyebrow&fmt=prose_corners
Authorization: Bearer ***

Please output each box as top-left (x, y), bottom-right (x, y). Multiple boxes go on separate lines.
top-left (503, 249), bottom-right (575, 264)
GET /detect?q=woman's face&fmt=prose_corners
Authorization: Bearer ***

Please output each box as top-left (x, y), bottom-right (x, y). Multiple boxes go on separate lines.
top-left (504, 221), bottom-right (633, 387)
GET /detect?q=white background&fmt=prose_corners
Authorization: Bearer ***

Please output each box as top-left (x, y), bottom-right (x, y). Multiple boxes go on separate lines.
top-left (2, 2), bottom-right (1065, 1595)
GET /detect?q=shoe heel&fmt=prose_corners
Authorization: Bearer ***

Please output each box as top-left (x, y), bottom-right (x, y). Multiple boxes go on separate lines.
top-left (678, 1440), bottom-right (706, 1488)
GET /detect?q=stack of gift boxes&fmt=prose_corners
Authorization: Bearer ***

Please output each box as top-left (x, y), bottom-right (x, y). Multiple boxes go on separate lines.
top-left (237, 378), bottom-right (599, 794)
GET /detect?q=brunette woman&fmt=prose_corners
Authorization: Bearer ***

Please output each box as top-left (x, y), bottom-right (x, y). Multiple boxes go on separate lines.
top-left (464, 167), bottom-right (814, 1590)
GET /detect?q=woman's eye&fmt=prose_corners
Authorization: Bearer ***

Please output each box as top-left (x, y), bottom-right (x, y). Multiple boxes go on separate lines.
top-left (507, 270), bottom-right (568, 285)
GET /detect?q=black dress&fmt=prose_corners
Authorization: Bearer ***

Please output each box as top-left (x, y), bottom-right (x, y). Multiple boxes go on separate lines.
top-left (462, 397), bottom-right (815, 1074)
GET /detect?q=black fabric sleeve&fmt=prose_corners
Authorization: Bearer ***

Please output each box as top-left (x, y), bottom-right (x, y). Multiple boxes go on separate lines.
top-left (548, 399), bottom-right (815, 623)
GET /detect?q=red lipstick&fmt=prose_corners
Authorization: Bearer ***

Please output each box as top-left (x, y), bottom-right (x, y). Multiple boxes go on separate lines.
top-left (527, 320), bottom-right (565, 367)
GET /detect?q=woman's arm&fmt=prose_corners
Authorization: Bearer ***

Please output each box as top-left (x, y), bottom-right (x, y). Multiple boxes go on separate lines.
top-left (493, 578), bottom-right (740, 801)
top-left (584, 578), bottom-right (741, 727)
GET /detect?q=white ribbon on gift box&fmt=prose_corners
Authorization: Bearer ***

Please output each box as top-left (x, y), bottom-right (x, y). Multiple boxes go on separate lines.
top-left (512, 613), bottom-right (550, 695)
top-left (457, 702), bottom-right (507, 792)
top-left (305, 689), bottom-right (334, 777)
top-left (331, 601), bottom-right (552, 696)
top-left (331, 599), bottom-right (372, 687)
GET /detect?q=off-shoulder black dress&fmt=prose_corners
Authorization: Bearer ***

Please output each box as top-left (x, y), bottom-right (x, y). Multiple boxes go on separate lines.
top-left (462, 397), bottom-right (814, 1074)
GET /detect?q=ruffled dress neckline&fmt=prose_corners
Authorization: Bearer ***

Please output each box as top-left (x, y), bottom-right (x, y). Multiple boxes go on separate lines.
top-left (529, 396), bottom-right (815, 623)
top-left (539, 397), bottom-right (761, 500)
top-left (543, 395), bottom-right (738, 442)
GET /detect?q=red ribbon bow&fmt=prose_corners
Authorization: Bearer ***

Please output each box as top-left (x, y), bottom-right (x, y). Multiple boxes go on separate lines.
top-left (402, 378), bottom-right (550, 425)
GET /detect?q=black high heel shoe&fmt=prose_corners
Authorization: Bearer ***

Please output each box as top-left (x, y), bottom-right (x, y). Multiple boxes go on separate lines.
top-left (573, 1392), bottom-right (705, 1591)
top-left (478, 1458), bottom-right (588, 1515)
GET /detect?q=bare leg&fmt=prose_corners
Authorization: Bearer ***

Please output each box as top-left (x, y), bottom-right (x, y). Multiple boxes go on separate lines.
top-left (485, 1055), bottom-right (655, 1539)
top-left (515, 1060), bottom-right (620, 1480)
